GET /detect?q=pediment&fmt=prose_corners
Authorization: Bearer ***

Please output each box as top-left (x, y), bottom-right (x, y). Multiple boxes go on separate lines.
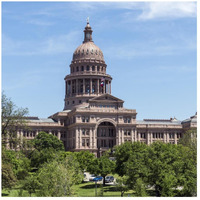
top-left (89, 93), bottom-right (124, 103)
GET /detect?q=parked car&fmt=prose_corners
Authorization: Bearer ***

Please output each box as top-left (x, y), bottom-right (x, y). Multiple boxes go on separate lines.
top-left (89, 174), bottom-right (96, 181)
top-left (105, 176), bottom-right (114, 183)
top-left (93, 176), bottom-right (103, 182)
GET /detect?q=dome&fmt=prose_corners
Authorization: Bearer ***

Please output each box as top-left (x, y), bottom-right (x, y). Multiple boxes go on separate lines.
top-left (72, 20), bottom-right (105, 63)
top-left (72, 41), bottom-right (104, 62)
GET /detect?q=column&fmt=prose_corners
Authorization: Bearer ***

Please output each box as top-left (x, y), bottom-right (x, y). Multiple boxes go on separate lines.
top-left (122, 129), bottom-right (124, 144)
top-left (138, 132), bottom-right (141, 142)
top-left (76, 79), bottom-right (78, 94)
top-left (58, 131), bottom-right (61, 140)
top-left (66, 81), bottom-right (68, 95)
top-left (83, 79), bottom-right (85, 94)
top-left (167, 131), bottom-right (169, 143)
top-left (131, 129), bottom-right (134, 142)
top-left (90, 79), bottom-right (92, 94)
top-left (147, 130), bottom-right (150, 145)
top-left (150, 131), bottom-right (153, 144)
top-left (103, 80), bottom-right (106, 93)
top-left (75, 128), bottom-right (78, 149)
top-left (164, 131), bottom-right (167, 143)
top-left (70, 80), bottom-right (72, 96)
top-left (97, 79), bottom-right (99, 94)
top-left (93, 128), bottom-right (97, 149)
top-left (79, 128), bottom-right (82, 148)
top-left (116, 127), bottom-right (119, 145)
top-left (174, 132), bottom-right (177, 144)
top-left (90, 128), bottom-right (92, 148)
top-left (135, 129), bottom-right (137, 142)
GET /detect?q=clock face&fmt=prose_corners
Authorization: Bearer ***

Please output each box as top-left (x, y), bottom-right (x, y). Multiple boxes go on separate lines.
top-left (86, 33), bottom-right (90, 39)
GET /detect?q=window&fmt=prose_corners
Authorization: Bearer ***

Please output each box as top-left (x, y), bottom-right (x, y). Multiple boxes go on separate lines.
top-left (79, 100), bottom-right (82, 104)
top-left (86, 117), bottom-right (89, 122)
top-left (127, 118), bottom-right (131, 123)
top-left (72, 100), bottom-right (75, 104)
top-left (97, 66), bottom-right (100, 71)
top-left (82, 139), bottom-right (85, 146)
top-left (92, 66), bottom-right (95, 71)
top-left (87, 65), bottom-right (90, 71)
top-left (82, 117), bottom-right (85, 122)
top-left (86, 139), bottom-right (90, 147)
top-left (124, 118), bottom-right (127, 123)
top-left (82, 129), bottom-right (85, 135)
top-left (76, 66), bottom-right (79, 72)
top-left (81, 66), bottom-right (84, 71)
top-left (128, 131), bottom-right (131, 136)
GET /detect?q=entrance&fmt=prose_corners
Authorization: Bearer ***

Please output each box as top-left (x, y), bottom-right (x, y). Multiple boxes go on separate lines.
top-left (97, 121), bottom-right (116, 157)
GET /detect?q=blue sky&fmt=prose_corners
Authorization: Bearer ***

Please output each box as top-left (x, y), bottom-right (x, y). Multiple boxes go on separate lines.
top-left (2, 1), bottom-right (197, 120)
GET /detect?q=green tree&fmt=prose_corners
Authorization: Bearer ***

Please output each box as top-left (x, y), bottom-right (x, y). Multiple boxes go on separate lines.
top-left (36, 158), bottom-right (82, 197)
top-left (21, 174), bottom-right (40, 197)
top-left (179, 128), bottom-right (197, 152)
top-left (75, 150), bottom-right (96, 172)
top-left (115, 176), bottom-right (129, 197)
top-left (114, 141), bottom-right (134, 176)
top-left (123, 142), bottom-right (149, 189)
top-left (1, 92), bottom-right (29, 149)
top-left (135, 178), bottom-right (147, 197)
top-left (88, 154), bottom-right (115, 186)
top-left (146, 142), bottom-right (183, 197)
top-left (2, 163), bottom-right (17, 190)
top-left (32, 131), bottom-right (65, 151)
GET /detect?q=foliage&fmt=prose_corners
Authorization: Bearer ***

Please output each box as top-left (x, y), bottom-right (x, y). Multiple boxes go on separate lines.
top-left (1, 92), bottom-right (28, 148)
top-left (115, 176), bottom-right (129, 197)
top-left (114, 141), bottom-right (134, 176)
top-left (32, 131), bottom-right (65, 151)
top-left (179, 128), bottom-right (197, 152)
top-left (2, 147), bottom-right (31, 180)
top-left (29, 148), bottom-right (57, 169)
top-left (123, 142), bottom-right (149, 189)
top-left (75, 150), bottom-right (96, 172)
top-left (21, 174), bottom-right (41, 197)
top-left (135, 178), bottom-right (147, 197)
top-left (88, 154), bottom-right (115, 186)
top-left (2, 163), bottom-right (17, 189)
top-left (36, 158), bottom-right (83, 197)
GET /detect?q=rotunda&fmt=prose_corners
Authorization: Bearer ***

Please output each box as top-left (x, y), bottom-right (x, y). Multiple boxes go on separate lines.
top-left (64, 21), bottom-right (112, 110)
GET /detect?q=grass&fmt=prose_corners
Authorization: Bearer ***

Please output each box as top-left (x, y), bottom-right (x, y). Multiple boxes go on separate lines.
top-left (2, 182), bottom-right (136, 197)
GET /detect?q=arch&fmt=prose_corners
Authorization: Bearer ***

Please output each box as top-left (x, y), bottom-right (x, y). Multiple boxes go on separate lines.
top-left (95, 119), bottom-right (117, 157)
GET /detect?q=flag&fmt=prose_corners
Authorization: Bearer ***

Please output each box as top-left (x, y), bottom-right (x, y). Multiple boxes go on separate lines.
top-left (101, 77), bottom-right (105, 87)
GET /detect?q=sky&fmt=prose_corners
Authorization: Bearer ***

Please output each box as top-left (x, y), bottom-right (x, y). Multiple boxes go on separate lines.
top-left (2, 1), bottom-right (197, 120)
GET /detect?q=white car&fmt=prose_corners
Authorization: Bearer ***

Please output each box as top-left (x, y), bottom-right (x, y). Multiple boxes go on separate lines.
top-left (89, 174), bottom-right (96, 181)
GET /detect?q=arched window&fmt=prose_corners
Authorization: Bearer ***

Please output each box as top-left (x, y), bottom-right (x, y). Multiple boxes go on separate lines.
top-left (92, 66), bottom-right (95, 71)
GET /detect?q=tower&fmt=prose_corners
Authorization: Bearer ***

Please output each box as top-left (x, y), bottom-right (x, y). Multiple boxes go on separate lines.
top-left (64, 20), bottom-right (112, 110)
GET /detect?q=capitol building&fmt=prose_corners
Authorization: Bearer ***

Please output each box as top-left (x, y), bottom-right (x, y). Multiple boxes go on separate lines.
top-left (20, 21), bottom-right (197, 157)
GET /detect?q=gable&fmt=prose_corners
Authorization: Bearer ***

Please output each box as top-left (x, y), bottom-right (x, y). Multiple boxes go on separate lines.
top-left (89, 93), bottom-right (124, 103)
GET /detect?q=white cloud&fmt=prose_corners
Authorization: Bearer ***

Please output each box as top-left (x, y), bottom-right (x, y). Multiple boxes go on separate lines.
top-left (138, 2), bottom-right (196, 20)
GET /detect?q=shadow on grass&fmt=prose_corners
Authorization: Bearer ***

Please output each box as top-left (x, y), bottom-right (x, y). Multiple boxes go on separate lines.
top-left (2, 192), bottom-right (9, 196)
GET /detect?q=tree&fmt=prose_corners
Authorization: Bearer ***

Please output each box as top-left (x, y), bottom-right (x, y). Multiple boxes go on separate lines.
top-left (36, 158), bottom-right (82, 197)
top-left (123, 142), bottom-right (149, 189)
top-left (115, 176), bottom-right (129, 197)
top-left (75, 150), bottom-right (96, 172)
top-left (32, 131), bottom-right (64, 152)
top-left (135, 178), bottom-right (147, 197)
top-left (2, 163), bottom-right (17, 190)
top-left (1, 92), bottom-right (29, 149)
top-left (179, 128), bottom-right (197, 152)
top-left (21, 174), bottom-right (40, 197)
top-left (88, 154), bottom-right (115, 186)
top-left (114, 141), bottom-right (134, 176)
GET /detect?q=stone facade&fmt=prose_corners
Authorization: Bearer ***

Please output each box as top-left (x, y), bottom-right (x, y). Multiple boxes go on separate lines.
top-left (16, 21), bottom-right (197, 157)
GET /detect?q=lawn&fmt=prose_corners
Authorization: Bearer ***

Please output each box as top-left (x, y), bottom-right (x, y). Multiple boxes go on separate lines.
top-left (2, 182), bottom-right (136, 197)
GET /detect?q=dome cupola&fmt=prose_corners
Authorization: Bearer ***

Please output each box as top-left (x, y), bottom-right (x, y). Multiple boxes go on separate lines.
top-left (72, 18), bottom-right (105, 63)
